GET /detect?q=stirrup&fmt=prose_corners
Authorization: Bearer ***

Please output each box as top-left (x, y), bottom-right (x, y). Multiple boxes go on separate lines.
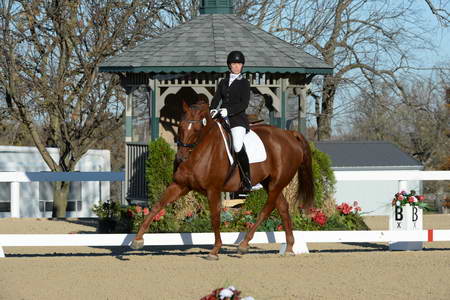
top-left (239, 179), bottom-right (253, 194)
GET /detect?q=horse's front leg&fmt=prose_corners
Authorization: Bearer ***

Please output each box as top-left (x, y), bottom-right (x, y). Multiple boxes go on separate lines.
top-left (206, 189), bottom-right (222, 260)
top-left (130, 183), bottom-right (188, 250)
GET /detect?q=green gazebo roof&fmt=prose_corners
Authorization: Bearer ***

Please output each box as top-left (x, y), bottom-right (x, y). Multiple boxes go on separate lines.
top-left (99, 14), bottom-right (332, 75)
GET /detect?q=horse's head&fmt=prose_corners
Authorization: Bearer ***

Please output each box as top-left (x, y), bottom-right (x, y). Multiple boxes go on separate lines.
top-left (175, 99), bottom-right (211, 165)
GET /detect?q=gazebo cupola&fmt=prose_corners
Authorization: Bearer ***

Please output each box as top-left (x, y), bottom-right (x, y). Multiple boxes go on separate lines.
top-left (200, 0), bottom-right (234, 14)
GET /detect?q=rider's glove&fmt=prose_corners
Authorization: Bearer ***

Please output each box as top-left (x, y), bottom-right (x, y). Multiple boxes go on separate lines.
top-left (210, 109), bottom-right (219, 118)
top-left (219, 108), bottom-right (228, 118)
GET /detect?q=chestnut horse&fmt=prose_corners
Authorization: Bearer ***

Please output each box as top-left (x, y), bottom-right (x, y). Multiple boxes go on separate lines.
top-left (131, 100), bottom-right (314, 259)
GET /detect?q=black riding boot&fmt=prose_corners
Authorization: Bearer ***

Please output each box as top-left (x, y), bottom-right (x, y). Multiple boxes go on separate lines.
top-left (236, 148), bottom-right (252, 193)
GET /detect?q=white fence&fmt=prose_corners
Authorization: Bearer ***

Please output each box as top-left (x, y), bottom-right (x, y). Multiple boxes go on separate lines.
top-left (1, 230), bottom-right (450, 258)
top-left (0, 172), bottom-right (125, 218)
top-left (0, 170), bottom-right (449, 217)
top-left (333, 170), bottom-right (450, 187)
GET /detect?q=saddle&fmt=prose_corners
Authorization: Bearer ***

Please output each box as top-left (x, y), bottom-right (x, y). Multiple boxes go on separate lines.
top-left (213, 116), bottom-right (267, 193)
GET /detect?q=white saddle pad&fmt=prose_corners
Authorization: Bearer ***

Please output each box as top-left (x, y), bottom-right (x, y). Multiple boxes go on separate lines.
top-left (217, 122), bottom-right (267, 165)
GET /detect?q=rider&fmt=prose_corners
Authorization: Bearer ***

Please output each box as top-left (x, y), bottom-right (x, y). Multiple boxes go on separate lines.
top-left (210, 50), bottom-right (252, 193)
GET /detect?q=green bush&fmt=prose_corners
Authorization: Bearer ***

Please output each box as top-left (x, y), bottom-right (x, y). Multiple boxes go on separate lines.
top-left (146, 137), bottom-right (176, 205)
top-left (243, 189), bottom-right (267, 214)
top-left (310, 142), bottom-right (336, 208)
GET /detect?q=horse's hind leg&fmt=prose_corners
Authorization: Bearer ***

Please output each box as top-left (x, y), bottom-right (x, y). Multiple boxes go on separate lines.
top-left (276, 193), bottom-right (295, 255)
top-left (131, 183), bottom-right (188, 250)
top-left (237, 189), bottom-right (279, 254)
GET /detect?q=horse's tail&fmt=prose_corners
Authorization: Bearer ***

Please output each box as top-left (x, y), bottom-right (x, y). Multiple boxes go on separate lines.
top-left (292, 132), bottom-right (315, 212)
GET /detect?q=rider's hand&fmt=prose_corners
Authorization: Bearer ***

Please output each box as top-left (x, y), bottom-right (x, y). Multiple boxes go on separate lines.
top-left (219, 108), bottom-right (228, 118)
top-left (210, 109), bottom-right (218, 118)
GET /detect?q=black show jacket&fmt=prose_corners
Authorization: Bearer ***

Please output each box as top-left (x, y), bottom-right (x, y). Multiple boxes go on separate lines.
top-left (210, 74), bottom-right (250, 130)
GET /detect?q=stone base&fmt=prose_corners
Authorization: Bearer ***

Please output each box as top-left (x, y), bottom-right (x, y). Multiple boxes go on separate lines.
top-left (389, 241), bottom-right (423, 251)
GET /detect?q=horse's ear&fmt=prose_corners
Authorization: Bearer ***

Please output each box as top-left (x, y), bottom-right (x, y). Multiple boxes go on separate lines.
top-left (182, 100), bottom-right (189, 112)
top-left (196, 94), bottom-right (209, 105)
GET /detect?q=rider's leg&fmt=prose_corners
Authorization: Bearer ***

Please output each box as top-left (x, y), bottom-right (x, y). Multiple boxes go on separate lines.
top-left (231, 126), bottom-right (252, 192)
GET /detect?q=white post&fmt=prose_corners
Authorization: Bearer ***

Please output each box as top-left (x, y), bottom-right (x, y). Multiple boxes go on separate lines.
top-left (398, 180), bottom-right (408, 192)
top-left (10, 182), bottom-right (20, 218)
top-left (0, 246), bottom-right (4, 258)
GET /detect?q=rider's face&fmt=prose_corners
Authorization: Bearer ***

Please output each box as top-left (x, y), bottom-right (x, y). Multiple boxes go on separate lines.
top-left (229, 63), bottom-right (243, 74)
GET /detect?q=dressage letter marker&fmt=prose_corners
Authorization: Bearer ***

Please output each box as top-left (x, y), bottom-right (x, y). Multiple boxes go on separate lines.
top-left (389, 204), bottom-right (423, 251)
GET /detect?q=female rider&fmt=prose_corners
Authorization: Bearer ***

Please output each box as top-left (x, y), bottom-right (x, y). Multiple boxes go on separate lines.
top-left (210, 50), bottom-right (252, 193)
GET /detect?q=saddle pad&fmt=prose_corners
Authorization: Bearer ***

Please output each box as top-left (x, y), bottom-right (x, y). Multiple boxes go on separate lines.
top-left (217, 123), bottom-right (267, 165)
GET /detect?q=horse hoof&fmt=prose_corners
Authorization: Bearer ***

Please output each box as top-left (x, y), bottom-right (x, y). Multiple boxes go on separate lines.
top-left (130, 239), bottom-right (144, 250)
top-left (205, 254), bottom-right (219, 261)
top-left (281, 251), bottom-right (296, 257)
top-left (237, 245), bottom-right (248, 255)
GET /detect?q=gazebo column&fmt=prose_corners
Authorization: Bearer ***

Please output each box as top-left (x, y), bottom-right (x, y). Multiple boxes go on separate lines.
top-left (297, 84), bottom-right (309, 134)
top-left (150, 79), bottom-right (160, 141)
top-left (124, 86), bottom-right (135, 143)
top-left (280, 79), bottom-right (289, 129)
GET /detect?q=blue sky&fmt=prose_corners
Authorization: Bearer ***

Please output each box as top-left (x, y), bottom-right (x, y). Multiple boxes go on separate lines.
top-left (413, 1), bottom-right (450, 71)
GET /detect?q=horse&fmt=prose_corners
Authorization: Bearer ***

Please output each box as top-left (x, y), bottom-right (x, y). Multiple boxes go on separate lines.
top-left (131, 99), bottom-right (314, 259)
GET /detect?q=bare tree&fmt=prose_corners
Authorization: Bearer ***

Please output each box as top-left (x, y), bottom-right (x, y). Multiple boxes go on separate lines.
top-left (348, 75), bottom-right (449, 168)
top-left (0, 0), bottom-right (167, 217)
top-left (424, 0), bottom-right (450, 26)
top-left (235, 0), bottom-right (440, 140)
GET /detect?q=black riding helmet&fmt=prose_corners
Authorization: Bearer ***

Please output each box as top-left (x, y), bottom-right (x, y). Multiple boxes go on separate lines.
top-left (227, 51), bottom-right (245, 65)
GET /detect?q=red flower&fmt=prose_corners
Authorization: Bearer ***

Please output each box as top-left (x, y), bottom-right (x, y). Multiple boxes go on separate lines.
top-left (418, 195), bottom-right (425, 201)
top-left (143, 207), bottom-right (149, 216)
top-left (152, 209), bottom-right (166, 221)
top-left (127, 209), bottom-right (133, 217)
top-left (223, 221), bottom-right (230, 227)
top-left (312, 212), bottom-right (327, 226)
top-left (222, 207), bottom-right (229, 212)
top-left (398, 195), bottom-right (404, 201)
top-left (245, 222), bottom-right (254, 228)
top-left (337, 203), bottom-right (353, 215)
top-left (243, 210), bottom-right (252, 215)
top-left (135, 205), bottom-right (142, 213)
top-left (408, 196), bottom-right (415, 203)
top-left (277, 224), bottom-right (283, 231)
top-left (186, 211), bottom-right (193, 218)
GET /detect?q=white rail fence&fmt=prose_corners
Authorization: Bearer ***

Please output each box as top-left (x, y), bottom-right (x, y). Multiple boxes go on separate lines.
top-left (0, 170), bottom-right (449, 257)
top-left (1, 230), bottom-right (450, 258)
top-left (0, 172), bottom-right (125, 218)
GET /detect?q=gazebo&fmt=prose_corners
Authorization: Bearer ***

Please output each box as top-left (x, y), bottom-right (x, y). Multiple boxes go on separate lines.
top-left (99, 0), bottom-right (333, 202)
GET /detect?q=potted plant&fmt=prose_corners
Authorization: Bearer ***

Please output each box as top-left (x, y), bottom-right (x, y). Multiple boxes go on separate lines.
top-left (92, 200), bottom-right (122, 233)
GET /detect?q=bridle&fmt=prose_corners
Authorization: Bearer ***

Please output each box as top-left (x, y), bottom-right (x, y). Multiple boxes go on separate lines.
top-left (176, 119), bottom-right (206, 149)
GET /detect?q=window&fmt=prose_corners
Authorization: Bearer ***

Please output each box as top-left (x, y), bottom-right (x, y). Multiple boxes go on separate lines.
top-left (0, 182), bottom-right (10, 212)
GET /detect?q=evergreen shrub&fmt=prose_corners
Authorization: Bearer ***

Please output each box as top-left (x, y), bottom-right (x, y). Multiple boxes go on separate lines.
top-left (146, 137), bottom-right (175, 205)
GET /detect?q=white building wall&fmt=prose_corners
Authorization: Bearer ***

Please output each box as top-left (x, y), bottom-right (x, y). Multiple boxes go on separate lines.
top-left (0, 146), bottom-right (111, 218)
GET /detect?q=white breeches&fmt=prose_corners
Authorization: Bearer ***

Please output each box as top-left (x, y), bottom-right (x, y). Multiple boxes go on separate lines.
top-left (231, 126), bottom-right (246, 152)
